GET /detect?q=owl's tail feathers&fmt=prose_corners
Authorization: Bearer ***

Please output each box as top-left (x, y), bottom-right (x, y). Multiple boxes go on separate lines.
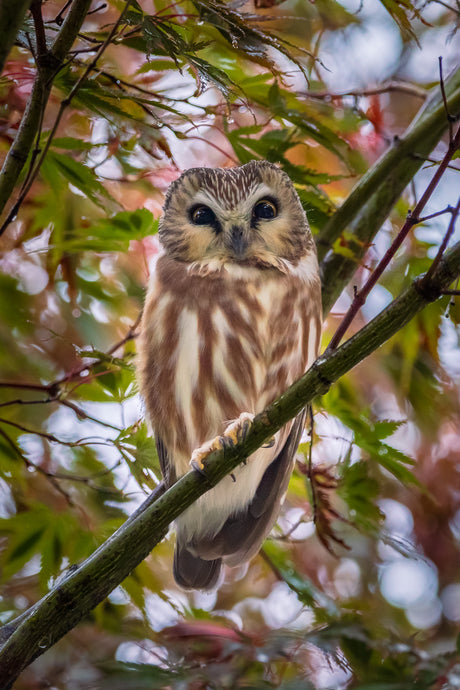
top-left (174, 542), bottom-right (222, 590)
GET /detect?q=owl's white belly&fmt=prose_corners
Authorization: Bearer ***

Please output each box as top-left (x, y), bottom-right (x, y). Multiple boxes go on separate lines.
top-left (171, 277), bottom-right (303, 542)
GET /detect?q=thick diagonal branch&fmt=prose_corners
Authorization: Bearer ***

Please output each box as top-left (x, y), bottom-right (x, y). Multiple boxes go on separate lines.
top-left (0, 238), bottom-right (459, 688)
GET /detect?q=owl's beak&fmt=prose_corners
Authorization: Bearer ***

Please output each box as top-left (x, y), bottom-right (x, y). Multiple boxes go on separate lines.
top-left (230, 225), bottom-right (249, 258)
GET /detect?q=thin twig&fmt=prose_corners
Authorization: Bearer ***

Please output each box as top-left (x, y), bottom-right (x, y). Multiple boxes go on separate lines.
top-left (0, 416), bottom-right (115, 448)
top-left (30, 0), bottom-right (47, 59)
top-left (306, 405), bottom-right (317, 519)
top-left (273, 514), bottom-right (311, 542)
top-left (57, 399), bottom-right (122, 431)
top-left (439, 56), bottom-right (455, 143)
top-left (0, 0), bottom-right (134, 236)
top-left (418, 207), bottom-right (455, 223)
top-left (0, 396), bottom-right (120, 430)
top-left (430, 0), bottom-right (460, 12)
top-left (52, 0), bottom-right (72, 26)
top-left (298, 80), bottom-right (428, 102)
top-left (412, 154), bottom-right (460, 172)
top-left (0, 427), bottom-right (75, 505)
top-left (423, 195), bottom-right (460, 284)
top-left (327, 125), bottom-right (460, 351)
top-left (87, 3), bottom-right (107, 16)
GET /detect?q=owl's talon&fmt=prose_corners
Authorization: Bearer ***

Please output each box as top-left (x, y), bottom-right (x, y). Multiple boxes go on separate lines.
top-left (191, 459), bottom-right (208, 476)
top-left (189, 413), bottom-right (255, 472)
top-left (262, 436), bottom-right (276, 449)
top-left (223, 412), bottom-right (255, 445)
top-left (220, 435), bottom-right (235, 450)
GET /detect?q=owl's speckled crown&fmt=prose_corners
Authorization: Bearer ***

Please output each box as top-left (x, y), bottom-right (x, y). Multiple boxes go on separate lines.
top-left (163, 160), bottom-right (292, 211)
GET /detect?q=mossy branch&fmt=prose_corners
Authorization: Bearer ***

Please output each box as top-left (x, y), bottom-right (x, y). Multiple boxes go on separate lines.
top-left (1, 238), bottom-right (459, 688)
top-left (318, 66), bottom-right (460, 314)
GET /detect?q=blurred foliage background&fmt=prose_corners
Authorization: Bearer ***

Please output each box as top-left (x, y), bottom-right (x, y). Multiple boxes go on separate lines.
top-left (0, 0), bottom-right (459, 687)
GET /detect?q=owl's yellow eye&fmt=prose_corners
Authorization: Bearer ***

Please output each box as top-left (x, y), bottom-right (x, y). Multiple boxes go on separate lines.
top-left (190, 205), bottom-right (216, 225)
top-left (253, 199), bottom-right (277, 220)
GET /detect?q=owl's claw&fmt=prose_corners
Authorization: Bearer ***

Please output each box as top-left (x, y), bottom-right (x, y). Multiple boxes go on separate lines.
top-left (190, 412), bottom-right (255, 472)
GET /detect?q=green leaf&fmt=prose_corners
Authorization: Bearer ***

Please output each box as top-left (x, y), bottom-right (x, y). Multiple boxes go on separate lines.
top-left (51, 137), bottom-right (95, 151)
top-left (324, 390), bottom-right (421, 488)
top-left (51, 209), bottom-right (157, 253)
top-left (116, 422), bottom-right (160, 488)
top-left (45, 152), bottom-right (116, 209)
top-left (379, 0), bottom-right (420, 41)
top-left (262, 543), bottom-right (339, 618)
top-left (339, 461), bottom-right (384, 532)
top-left (0, 510), bottom-right (49, 580)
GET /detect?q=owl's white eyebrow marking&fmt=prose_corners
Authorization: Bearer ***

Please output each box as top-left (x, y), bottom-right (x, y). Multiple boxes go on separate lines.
top-left (192, 182), bottom-right (276, 216)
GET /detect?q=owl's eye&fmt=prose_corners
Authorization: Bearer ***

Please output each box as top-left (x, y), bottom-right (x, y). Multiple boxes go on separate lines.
top-left (190, 205), bottom-right (216, 225)
top-left (253, 199), bottom-right (278, 220)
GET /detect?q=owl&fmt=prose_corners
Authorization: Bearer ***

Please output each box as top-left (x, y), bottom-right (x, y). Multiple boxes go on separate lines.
top-left (137, 160), bottom-right (322, 589)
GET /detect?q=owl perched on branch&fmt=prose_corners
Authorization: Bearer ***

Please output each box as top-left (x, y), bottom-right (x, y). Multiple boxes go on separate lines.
top-left (138, 161), bottom-right (322, 589)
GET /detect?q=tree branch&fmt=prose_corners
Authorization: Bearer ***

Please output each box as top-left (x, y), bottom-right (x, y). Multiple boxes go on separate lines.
top-left (0, 0), bottom-right (93, 222)
top-left (0, 0), bottom-right (33, 77)
top-left (318, 66), bottom-right (460, 314)
top-left (327, 125), bottom-right (460, 349)
top-left (1, 238), bottom-right (459, 688)
top-left (299, 80), bottom-right (428, 101)
top-left (0, 0), bottom-right (135, 237)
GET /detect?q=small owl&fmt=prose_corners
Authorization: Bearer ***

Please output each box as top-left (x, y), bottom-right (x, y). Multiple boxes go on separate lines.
top-left (138, 161), bottom-right (322, 589)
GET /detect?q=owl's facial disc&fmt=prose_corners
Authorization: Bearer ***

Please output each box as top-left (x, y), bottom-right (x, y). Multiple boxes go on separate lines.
top-left (186, 190), bottom-right (282, 262)
top-left (159, 162), bottom-right (313, 267)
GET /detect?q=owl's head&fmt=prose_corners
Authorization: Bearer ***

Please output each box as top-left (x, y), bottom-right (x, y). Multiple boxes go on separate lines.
top-left (158, 161), bottom-right (315, 271)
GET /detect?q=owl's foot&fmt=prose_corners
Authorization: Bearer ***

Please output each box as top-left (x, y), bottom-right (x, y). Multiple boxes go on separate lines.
top-left (191, 412), bottom-right (255, 472)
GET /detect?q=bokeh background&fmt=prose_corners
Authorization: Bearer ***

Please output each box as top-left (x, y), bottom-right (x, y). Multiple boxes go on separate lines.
top-left (0, 0), bottom-right (459, 687)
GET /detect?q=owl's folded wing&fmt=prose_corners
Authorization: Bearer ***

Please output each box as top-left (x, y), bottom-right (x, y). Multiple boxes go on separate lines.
top-left (172, 410), bottom-right (307, 588)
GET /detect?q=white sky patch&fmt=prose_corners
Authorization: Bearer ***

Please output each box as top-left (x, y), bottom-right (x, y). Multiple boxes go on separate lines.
top-left (406, 597), bottom-right (443, 629)
top-left (145, 590), bottom-right (188, 632)
top-left (319, 0), bottom-right (403, 89)
top-left (379, 559), bottom-right (438, 608)
top-left (361, 284), bottom-right (393, 321)
top-left (334, 558), bottom-right (362, 599)
top-left (379, 498), bottom-right (414, 539)
top-left (441, 584), bottom-right (460, 622)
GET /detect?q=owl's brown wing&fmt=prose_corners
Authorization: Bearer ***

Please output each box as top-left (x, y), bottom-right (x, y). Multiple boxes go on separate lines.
top-left (155, 435), bottom-right (222, 589)
top-left (155, 435), bottom-right (176, 487)
top-left (173, 544), bottom-right (222, 590)
top-left (174, 411), bottom-right (306, 588)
